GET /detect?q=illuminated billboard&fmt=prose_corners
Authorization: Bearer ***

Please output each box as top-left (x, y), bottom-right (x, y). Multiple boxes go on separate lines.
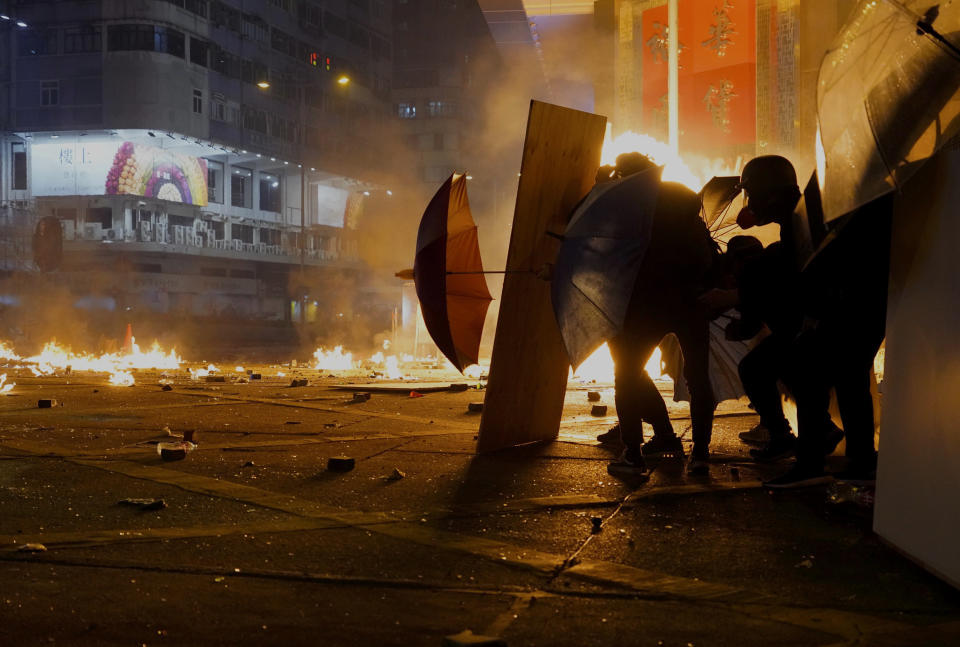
top-left (31, 140), bottom-right (208, 206)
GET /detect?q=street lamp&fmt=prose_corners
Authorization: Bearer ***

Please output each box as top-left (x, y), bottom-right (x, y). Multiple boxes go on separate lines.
top-left (337, 75), bottom-right (350, 86)
top-left (256, 81), bottom-right (270, 89)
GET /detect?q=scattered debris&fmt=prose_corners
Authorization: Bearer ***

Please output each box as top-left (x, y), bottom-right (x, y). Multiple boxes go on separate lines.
top-left (442, 630), bottom-right (507, 647)
top-left (467, 402), bottom-right (484, 413)
top-left (285, 421), bottom-right (302, 425)
top-left (386, 467), bottom-right (406, 481)
top-left (827, 482), bottom-right (875, 507)
top-left (161, 384), bottom-right (173, 392)
top-left (590, 405), bottom-right (608, 417)
top-left (249, 373), bottom-right (262, 380)
top-left (17, 543), bottom-right (47, 553)
top-left (591, 516), bottom-right (604, 533)
top-left (448, 383), bottom-right (469, 393)
top-left (323, 422), bottom-right (340, 429)
top-left (118, 498), bottom-right (167, 511)
top-left (327, 456), bottom-right (355, 472)
top-left (157, 440), bottom-right (196, 461)
top-left (587, 391), bottom-right (601, 402)
top-left (242, 461), bottom-right (256, 468)
top-left (290, 378), bottom-right (309, 388)
top-left (351, 392), bottom-right (371, 403)
top-left (37, 399), bottom-right (58, 408)
top-left (409, 391), bottom-right (424, 398)
top-left (795, 559), bottom-right (814, 569)
top-left (205, 375), bottom-right (226, 383)
top-left (729, 466), bottom-right (740, 482)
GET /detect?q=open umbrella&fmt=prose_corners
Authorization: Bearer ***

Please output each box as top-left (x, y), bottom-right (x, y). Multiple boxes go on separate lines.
top-left (818, 0), bottom-right (960, 221)
top-left (550, 166), bottom-right (662, 368)
top-left (413, 173), bottom-right (492, 372)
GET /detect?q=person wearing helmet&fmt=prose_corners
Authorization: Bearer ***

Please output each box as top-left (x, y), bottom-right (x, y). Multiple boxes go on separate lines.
top-left (703, 155), bottom-right (888, 488)
top-left (607, 153), bottom-right (720, 478)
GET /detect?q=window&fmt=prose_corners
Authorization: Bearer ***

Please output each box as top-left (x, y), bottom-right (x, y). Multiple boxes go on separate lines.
top-left (207, 161), bottom-right (223, 203)
top-left (232, 223), bottom-right (254, 243)
top-left (193, 89), bottom-right (203, 114)
top-left (231, 167), bottom-right (252, 208)
top-left (396, 103), bottom-right (416, 119)
top-left (85, 207), bottom-right (112, 228)
top-left (11, 143), bottom-right (27, 191)
top-left (190, 37), bottom-right (209, 66)
top-left (259, 173), bottom-right (281, 212)
top-left (107, 25), bottom-right (184, 58)
top-left (210, 96), bottom-right (226, 121)
top-left (41, 81), bottom-right (59, 107)
top-left (18, 29), bottom-right (57, 56)
top-left (64, 26), bottom-right (101, 53)
top-left (427, 101), bottom-right (457, 117)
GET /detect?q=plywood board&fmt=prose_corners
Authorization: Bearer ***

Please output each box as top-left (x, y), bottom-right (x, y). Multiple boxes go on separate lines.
top-left (874, 149), bottom-right (960, 589)
top-left (477, 101), bottom-right (607, 453)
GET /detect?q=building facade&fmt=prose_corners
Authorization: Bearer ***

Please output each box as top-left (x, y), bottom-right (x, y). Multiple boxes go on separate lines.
top-left (0, 0), bottom-right (394, 344)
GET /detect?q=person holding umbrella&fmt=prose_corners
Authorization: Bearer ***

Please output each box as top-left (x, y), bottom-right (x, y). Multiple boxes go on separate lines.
top-left (605, 154), bottom-right (720, 477)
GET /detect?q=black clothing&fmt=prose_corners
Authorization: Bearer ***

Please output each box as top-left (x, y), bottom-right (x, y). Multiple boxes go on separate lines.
top-left (611, 182), bottom-right (718, 455)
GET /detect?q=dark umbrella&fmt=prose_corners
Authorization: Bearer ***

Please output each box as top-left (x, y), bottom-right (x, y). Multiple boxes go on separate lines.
top-left (413, 173), bottom-right (492, 372)
top-left (818, 0), bottom-right (960, 221)
top-left (550, 166), bottom-right (662, 368)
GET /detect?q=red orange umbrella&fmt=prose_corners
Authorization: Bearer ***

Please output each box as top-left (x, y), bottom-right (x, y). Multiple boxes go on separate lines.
top-left (413, 173), bottom-right (492, 372)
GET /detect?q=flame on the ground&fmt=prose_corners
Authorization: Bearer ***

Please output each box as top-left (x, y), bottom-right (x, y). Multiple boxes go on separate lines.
top-left (109, 370), bottom-right (135, 386)
top-left (571, 343), bottom-right (662, 384)
top-left (189, 364), bottom-right (218, 379)
top-left (313, 346), bottom-right (355, 371)
top-left (0, 338), bottom-right (181, 379)
top-left (0, 373), bottom-right (14, 394)
top-left (369, 351), bottom-right (402, 379)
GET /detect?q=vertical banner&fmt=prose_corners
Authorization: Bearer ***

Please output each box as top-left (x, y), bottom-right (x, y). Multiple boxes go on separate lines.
top-left (640, 0), bottom-right (756, 155)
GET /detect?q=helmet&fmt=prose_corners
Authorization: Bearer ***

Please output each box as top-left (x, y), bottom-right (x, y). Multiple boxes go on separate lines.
top-left (738, 155), bottom-right (798, 194)
top-left (615, 152), bottom-right (657, 177)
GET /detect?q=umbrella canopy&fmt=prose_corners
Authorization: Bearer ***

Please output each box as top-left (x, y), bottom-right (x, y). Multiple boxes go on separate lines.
top-left (818, 0), bottom-right (960, 221)
top-left (551, 167), bottom-right (662, 369)
top-left (699, 176), bottom-right (741, 229)
top-left (414, 173), bottom-right (492, 372)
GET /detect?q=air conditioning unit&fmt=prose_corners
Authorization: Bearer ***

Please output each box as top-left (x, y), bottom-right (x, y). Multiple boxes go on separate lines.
top-left (83, 223), bottom-right (103, 240)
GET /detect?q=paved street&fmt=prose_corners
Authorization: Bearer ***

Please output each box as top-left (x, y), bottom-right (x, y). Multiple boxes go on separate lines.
top-left (1, 368), bottom-right (958, 646)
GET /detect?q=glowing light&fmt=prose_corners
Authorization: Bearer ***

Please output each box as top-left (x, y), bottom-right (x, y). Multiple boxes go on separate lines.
top-left (257, 81), bottom-right (271, 89)
top-left (601, 129), bottom-right (702, 189)
top-left (570, 343), bottom-right (662, 384)
top-left (816, 123), bottom-right (827, 194)
top-left (337, 76), bottom-right (351, 86)
top-left (20, 339), bottom-right (181, 376)
top-left (0, 374), bottom-right (14, 395)
top-left (313, 346), bottom-right (355, 371)
top-left (109, 371), bottom-right (135, 387)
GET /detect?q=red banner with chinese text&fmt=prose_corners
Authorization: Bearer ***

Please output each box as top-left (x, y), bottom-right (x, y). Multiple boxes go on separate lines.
top-left (640, 0), bottom-right (756, 154)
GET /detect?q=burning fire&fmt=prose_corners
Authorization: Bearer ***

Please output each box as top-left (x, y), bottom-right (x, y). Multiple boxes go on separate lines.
top-left (313, 346), bottom-right (355, 371)
top-left (0, 342), bottom-right (20, 362)
top-left (571, 343), bottom-right (662, 384)
top-left (109, 370), bottom-right (135, 387)
top-left (23, 339), bottom-right (181, 375)
top-left (189, 364), bottom-right (219, 380)
top-left (601, 128), bottom-right (740, 192)
top-left (0, 373), bottom-right (14, 394)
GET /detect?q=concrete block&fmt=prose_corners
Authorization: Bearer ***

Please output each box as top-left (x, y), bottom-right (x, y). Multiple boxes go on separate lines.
top-left (591, 405), bottom-right (608, 417)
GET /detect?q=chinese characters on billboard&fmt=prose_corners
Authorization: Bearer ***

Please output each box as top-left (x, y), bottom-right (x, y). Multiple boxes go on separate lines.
top-left (31, 140), bottom-right (209, 206)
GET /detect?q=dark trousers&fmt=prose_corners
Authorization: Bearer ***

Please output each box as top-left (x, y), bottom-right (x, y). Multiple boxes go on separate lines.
top-left (738, 335), bottom-right (793, 438)
top-left (610, 298), bottom-right (715, 456)
top-left (790, 321), bottom-right (883, 469)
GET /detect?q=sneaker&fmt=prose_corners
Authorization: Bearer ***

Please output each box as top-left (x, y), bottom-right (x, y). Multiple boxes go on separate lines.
top-left (738, 423), bottom-right (770, 445)
top-left (834, 458), bottom-right (877, 485)
top-left (641, 434), bottom-right (685, 458)
top-left (823, 423), bottom-right (845, 456)
top-left (763, 464), bottom-right (834, 489)
top-left (687, 453), bottom-right (710, 475)
top-left (596, 425), bottom-right (622, 445)
top-left (607, 448), bottom-right (649, 480)
top-left (750, 434), bottom-right (797, 463)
